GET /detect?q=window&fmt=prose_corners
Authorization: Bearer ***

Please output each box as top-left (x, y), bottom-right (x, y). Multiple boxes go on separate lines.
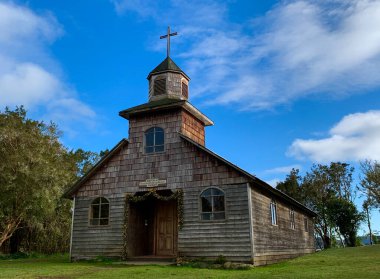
top-left (290, 208), bottom-right (295, 229)
top-left (154, 78), bottom-right (166, 96)
top-left (182, 82), bottom-right (188, 98)
top-left (200, 188), bottom-right (225, 220)
top-left (90, 197), bottom-right (109, 226)
top-left (270, 200), bottom-right (277, 225)
top-left (145, 127), bottom-right (164, 153)
top-left (304, 217), bottom-right (309, 231)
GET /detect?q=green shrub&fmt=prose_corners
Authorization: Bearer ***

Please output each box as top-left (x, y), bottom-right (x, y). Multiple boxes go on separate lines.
top-left (214, 255), bottom-right (226, 264)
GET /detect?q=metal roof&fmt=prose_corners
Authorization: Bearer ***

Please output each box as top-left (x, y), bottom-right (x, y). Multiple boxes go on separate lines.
top-left (147, 56), bottom-right (189, 80)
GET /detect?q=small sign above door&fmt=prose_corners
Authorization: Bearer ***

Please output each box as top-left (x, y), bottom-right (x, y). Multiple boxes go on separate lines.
top-left (139, 178), bottom-right (167, 188)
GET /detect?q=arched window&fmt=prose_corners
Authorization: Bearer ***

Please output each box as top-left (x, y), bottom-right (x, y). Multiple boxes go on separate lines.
top-left (145, 127), bottom-right (164, 153)
top-left (200, 187), bottom-right (225, 220)
top-left (90, 197), bottom-right (109, 226)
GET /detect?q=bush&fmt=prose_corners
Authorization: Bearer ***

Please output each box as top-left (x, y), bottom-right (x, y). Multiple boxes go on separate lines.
top-left (214, 255), bottom-right (226, 264)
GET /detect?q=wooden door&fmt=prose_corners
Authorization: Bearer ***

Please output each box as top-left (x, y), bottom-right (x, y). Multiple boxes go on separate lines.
top-left (155, 201), bottom-right (177, 256)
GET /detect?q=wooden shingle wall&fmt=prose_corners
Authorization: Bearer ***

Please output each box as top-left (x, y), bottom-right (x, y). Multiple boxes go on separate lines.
top-left (72, 108), bottom-right (314, 263)
top-left (72, 108), bottom-right (253, 261)
top-left (71, 196), bottom-right (124, 259)
top-left (181, 110), bottom-right (205, 145)
top-left (250, 186), bottom-right (315, 266)
top-left (179, 183), bottom-right (252, 262)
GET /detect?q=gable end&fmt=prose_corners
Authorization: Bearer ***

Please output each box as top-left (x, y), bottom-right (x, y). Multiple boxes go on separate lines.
top-left (63, 139), bottom-right (129, 199)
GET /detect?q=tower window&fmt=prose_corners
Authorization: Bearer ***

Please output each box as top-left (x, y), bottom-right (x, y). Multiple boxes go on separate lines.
top-left (145, 127), bottom-right (164, 153)
top-left (154, 78), bottom-right (166, 96)
top-left (182, 82), bottom-right (188, 98)
top-left (90, 197), bottom-right (109, 226)
top-left (200, 187), bottom-right (225, 220)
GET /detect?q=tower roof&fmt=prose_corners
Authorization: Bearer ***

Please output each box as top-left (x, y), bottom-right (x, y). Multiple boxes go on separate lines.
top-left (147, 56), bottom-right (189, 80)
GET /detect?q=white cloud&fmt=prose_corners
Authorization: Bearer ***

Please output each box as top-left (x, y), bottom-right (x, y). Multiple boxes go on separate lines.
top-left (0, 2), bottom-right (95, 135)
top-left (288, 110), bottom-right (380, 162)
top-left (264, 164), bottom-right (302, 174)
top-left (112, 0), bottom-right (380, 110)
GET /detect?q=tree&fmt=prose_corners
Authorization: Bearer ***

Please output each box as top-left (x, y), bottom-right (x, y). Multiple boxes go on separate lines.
top-left (0, 107), bottom-right (100, 252)
top-left (276, 168), bottom-right (304, 203)
top-left (362, 198), bottom-right (375, 245)
top-left (327, 198), bottom-right (363, 247)
top-left (360, 160), bottom-right (380, 207)
top-left (301, 162), bottom-right (355, 248)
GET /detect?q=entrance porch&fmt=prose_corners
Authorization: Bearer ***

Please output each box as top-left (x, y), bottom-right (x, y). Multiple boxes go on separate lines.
top-left (126, 190), bottom-right (178, 258)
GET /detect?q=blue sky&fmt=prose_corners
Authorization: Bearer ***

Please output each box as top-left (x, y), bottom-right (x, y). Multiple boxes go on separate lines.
top-left (1, 0), bottom-right (379, 234)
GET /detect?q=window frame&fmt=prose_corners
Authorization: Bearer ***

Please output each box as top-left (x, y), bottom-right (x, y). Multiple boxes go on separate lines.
top-left (304, 217), bottom-right (309, 232)
top-left (290, 208), bottom-right (295, 230)
top-left (89, 197), bottom-right (110, 227)
top-left (200, 187), bottom-right (226, 221)
top-left (144, 126), bottom-right (165, 154)
top-left (270, 199), bottom-right (277, 226)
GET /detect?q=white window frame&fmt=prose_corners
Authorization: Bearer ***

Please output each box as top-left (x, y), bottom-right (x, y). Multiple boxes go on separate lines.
top-left (270, 200), bottom-right (277, 226)
top-left (290, 208), bottom-right (295, 230)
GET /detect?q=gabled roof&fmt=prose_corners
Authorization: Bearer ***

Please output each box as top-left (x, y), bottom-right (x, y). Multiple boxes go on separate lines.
top-left (179, 133), bottom-right (317, 217)
top-left (63, 139), bottom-right (129, 199)
top-left (119, 99), bottom-right (214, 126)
top-left (147, 56), bottom-right (189, 80)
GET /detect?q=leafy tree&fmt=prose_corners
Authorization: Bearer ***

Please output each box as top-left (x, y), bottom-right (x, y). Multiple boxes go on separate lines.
top-left (327, 162), bottom-right (354, 201)
top-left (0, 107), bottom-right (100, 252)
top-left (362, 198), bottom-right (375, 245)
top-left (301, 163), bottom-right (355, 248)
top-left (276, 168), bottom-right (304, 203)
top-left (360, 160), bottom-right (380, 207)
top-left (327, 198), bottom-right (363, 247)
top-left (0, 107), bottom-right (68, 247)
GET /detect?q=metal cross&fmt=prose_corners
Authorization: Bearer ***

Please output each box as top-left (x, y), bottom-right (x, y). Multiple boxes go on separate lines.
top-left (160, 26), bottom-right (178, 57)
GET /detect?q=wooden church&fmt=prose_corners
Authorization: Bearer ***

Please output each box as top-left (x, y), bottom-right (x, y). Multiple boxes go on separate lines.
top-left (64, 30), bottom-right (316, 266)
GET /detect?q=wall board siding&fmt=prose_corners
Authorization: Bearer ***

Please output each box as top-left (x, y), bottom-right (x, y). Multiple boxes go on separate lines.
top-left (71, 108), bottom-right (314, 263)
top-left (71, 196), bottom-right (124, 260)
top-left (179, 183), bottom-right (252, 261)
top-left (250, 186), bottom-right (315, 265)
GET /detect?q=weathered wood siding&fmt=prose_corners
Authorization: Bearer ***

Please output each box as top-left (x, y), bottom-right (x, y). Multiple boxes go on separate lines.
top-left (250, 186), bottom-right (315, 266)
top-left (181, 110), bottom-right (205, 146)
top-left (71, 196), bottom-right (124, 260)
top-left (72, 109), bottom-right (252, 261)
top-left (179, 183), bottom-right (252, 262)
top-left (71, 107), bottom-right (314, 263)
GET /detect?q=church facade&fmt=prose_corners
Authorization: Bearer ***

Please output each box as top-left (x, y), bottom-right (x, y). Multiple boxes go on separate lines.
top-left (65, 55), bottom-right (316, 266)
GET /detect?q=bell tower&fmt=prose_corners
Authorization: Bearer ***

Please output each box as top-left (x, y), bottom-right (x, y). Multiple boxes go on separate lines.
top-left (147, 27), bottom-right (190, 102)
top-left (120, 26), bottom-right (213, 147)
top-left (147, 57), bottom-right (190, 102)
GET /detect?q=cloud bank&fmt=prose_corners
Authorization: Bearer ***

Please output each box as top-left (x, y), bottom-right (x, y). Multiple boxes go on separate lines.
top-left (0, 2), bottom-right (95, 135)
top-left (288, 110), bottom-right (380, 162)
top-left (112, 0), bottom-right (380, 110)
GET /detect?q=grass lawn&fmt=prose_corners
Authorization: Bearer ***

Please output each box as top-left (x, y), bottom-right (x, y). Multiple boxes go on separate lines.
top-left (0, 245), bottom-right (379, 279)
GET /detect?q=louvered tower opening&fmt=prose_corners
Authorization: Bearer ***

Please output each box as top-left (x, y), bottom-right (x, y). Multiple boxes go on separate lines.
top-left (182, 82), bottom-right (188, 98)
top-left (154, 78), bottom-right (166, 96)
